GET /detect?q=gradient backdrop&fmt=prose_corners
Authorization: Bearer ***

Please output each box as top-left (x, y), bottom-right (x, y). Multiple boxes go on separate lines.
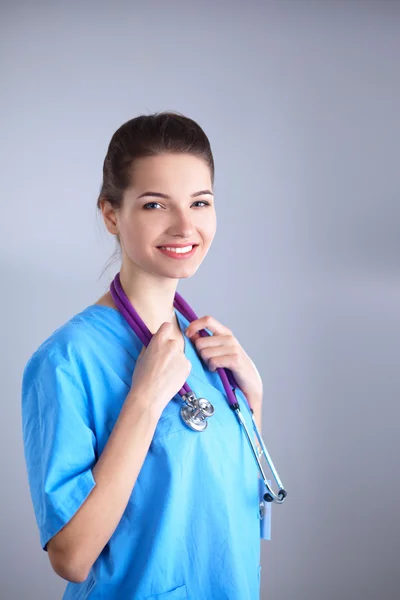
top-left (1, 1), bottom-right (399, 599)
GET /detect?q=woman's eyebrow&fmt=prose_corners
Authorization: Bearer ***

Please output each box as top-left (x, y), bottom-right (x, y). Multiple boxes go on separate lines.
top-left (136, 189), bottom-right (214, 200)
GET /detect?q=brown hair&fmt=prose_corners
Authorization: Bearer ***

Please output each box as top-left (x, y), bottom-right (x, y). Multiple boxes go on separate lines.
top-left (96, 111), bottom-right (214, 279)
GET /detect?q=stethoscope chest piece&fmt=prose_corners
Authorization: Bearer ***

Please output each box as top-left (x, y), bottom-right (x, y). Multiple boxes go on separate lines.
top-left (180, 392), bottom-right (215, 432)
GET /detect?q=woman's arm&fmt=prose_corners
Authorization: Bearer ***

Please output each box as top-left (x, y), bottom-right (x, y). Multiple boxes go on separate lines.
top-left (47, 389), bottom-right (162, 583)
top-left (250, 394), bottom-right (262, 435)
top-left (247, 392), bottom-right (263, 469)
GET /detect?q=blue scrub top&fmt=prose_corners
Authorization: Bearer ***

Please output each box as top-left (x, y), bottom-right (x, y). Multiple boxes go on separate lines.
top-left (21, 304), bottom-right (271, 599)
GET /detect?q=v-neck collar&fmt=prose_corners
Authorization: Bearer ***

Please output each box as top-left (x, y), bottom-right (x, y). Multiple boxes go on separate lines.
top-left (83, 303), bottom-right (215, 390)
top-left (174, 308), bottom-right (186, 354)
top-left (174, 308), bottom-right (216, 389)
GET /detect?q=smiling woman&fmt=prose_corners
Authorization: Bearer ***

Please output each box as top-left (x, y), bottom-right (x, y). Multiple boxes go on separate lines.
top-left (21, 111), bottom-right (267, 600)
top-left (97, 144), bottom-right (218, 314)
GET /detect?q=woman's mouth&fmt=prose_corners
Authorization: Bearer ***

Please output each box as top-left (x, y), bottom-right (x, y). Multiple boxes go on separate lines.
top-left (157, 245), bottom-right (199, 259)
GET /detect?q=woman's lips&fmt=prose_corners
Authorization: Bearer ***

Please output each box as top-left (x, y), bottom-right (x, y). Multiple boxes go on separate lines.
top-left (157, 245), bottom-right (198, 259)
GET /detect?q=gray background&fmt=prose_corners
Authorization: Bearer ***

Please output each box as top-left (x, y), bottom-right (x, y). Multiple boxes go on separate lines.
top-left (1, 0), bottom-right (399, 598)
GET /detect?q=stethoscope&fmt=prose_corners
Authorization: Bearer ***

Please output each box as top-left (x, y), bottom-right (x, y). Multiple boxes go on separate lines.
top-left (110, 272), bottom-right (287, 504)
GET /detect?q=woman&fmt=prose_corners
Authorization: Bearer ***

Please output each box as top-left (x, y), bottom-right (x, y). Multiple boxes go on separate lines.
top-left (21, 111), bottom-right (267, 599)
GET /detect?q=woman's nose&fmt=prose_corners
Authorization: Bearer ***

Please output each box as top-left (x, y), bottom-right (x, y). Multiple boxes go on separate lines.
top-left (170, 212), bottom-right (194, 235)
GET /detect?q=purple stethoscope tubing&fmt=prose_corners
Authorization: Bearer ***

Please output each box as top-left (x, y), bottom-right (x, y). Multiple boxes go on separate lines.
top-left (110, 272), bottom-right (239, 402)
top-left (110, 272), bottom-right (287, 504)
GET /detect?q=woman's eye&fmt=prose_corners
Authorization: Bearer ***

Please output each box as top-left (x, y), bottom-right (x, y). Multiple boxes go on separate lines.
top-left (143, 202), bottom-right (162, 210)
top-left (143, 201), bottom-right (210, 210)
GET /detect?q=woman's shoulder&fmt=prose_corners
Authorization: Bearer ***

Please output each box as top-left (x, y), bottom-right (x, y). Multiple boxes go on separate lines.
top-left (23, 304), bottom-right (124, 380)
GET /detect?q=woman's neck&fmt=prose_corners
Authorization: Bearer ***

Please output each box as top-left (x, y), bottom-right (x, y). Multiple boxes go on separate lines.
top-left (118, 266), bottom-right (179, 335)
top-left (94, 264), bottom-right (184, 343)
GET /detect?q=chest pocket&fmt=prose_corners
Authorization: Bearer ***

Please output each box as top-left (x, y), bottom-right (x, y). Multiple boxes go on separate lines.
top-left (141, 583), bottom-right (188, 600)
top-left (149, 369), bottom-right (257, 486)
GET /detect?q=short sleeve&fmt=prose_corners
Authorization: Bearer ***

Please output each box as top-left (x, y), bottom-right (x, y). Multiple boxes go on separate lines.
top-left (21, 346), bottom-right (97, 552)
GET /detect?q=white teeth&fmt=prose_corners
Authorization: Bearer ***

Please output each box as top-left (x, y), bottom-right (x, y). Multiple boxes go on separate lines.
top-left (160, 246), bottom-right (193, 254)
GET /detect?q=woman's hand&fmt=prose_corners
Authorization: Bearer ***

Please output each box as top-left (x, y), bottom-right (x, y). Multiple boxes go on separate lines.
top-left (185, 315), bottom-right (263, 407)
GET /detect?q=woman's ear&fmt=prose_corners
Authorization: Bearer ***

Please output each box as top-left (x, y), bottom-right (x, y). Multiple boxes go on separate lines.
top-left (100, 198), bottom-right (119, 236)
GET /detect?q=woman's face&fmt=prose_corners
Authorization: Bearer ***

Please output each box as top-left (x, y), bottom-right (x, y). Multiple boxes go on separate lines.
top-left (105, 153), bottom-right (217, 280)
